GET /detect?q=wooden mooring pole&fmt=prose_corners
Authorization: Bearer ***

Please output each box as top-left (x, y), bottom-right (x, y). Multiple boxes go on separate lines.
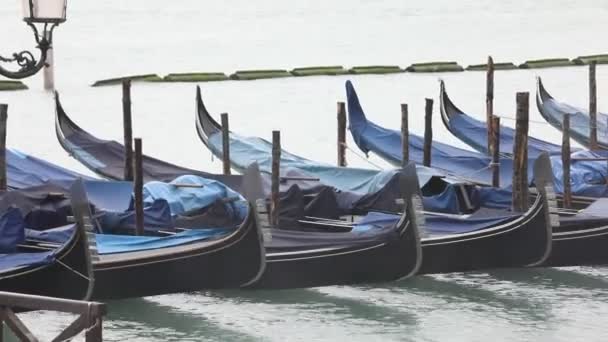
top-left (486, 56), bottom-right (495, 154)
top-left (401, 103), bottom-right (409, 166)
top-left (134, 138), bottom-right (144, 236)
top-left (271, 131), bottom-right (281, 227)
top-left (423, 98), bottom-right (433, 167)
top-left (0, 104), bottom-right (7, 191)
top-left (589, 61), bottom-right (598, 149)
top-left (337, 102), bottom-right (347, 167)
top-left (491, 116), bottom-right (500, 188)
top-left (122, 80), bottom-right (134, 181)
top-left (512, 92), bottom-right (529, 212)
top-left (562, 114), bottom-right (572, 209)
top-left (221, 113), bottom-right (231, 175)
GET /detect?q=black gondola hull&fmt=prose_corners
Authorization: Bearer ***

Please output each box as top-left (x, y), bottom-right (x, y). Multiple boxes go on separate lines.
top-left (545, 227), bottom-right (608, 266)
top-left (419, 194), bottom-right (552, 274)
top-left (0, 223), bottom-right (93, 301)
top-left (90, 208), bottom-right (265, 300)
top-left (250, 219), bottom-right (421, 289)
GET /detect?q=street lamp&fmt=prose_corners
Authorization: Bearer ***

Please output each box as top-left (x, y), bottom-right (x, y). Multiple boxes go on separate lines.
top-left (0, 0), bottom-right (67, 79)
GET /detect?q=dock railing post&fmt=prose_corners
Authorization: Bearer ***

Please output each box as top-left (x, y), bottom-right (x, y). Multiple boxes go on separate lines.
top-left (122, 80), bottom-right (134, 181)
top-left (486, 56), bottom-right (495, 154)
top-left (337, 102), bottom-right (347, 167)
top-left (271, 131), bottom-right (281, 227)
top-left (134, 138), bottom-right (144, 236)
top-left (491, 116), bottom-right (500, 188)
top-left (401, 103), bottom-right (409, 167)
top-left (221, 113), bottom-right (231, 175)
top-left (512, 92), bottom-right (530, 212)
top-left (589, 61), bottom-right (598, 149)
top-left (0, 104), bottom-right (7, 191)
top-left (423, 98), bottom-right (433, 167)
top-left (562, 114), bottom-right (572, 209)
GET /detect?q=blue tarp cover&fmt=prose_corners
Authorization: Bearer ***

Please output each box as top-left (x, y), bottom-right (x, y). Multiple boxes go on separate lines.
top-left (0, 207), bottom-right (25, 253)
top-left (94, 228), bottom-right (230, 254)
top-left (447, 106), bottom-right (564, 157)
top-left (353, 210), bottom-right (517, 235)
top-left (7, 148), bottom-right (94, 189)
top-left (143, 175), bottom-right (248, 220)
top-left (206, 125), bottom-right (482, 213)
top-left (346, 80), bottom-right (526, 187)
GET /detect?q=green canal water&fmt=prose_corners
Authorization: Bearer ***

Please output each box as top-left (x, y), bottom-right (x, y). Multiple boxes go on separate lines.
top-left (2, 0), bottom-right (608, 340)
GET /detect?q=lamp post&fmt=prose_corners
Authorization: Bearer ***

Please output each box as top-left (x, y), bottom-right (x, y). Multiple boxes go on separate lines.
top-left (0, 0), bottom-right (67, 80)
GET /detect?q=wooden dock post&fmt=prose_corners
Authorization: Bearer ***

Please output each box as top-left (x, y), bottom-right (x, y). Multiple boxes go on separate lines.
top-left (423, 98), bottom-right (433, 167)
top-left (0, 104), bottom-right (7, 191)
top-left (337, 102), bottom-right (347, 167)
top-left (401, 103), bottom-right (409, 166)
top-left (562, 114), bottom-right (572, 209)
top-left (491, 116), bottom-right (500, 188)
top-left (122, 80), bottom-right (134, 181)
top-left (271, 131), bottom-right (281, 227)
top-left (512, 92), bottom-right (530, 212)
top-left (486, 56), bottom-right (495, 154)
top-left (589, 61), bottom-right (598, 149)
top-left (134, 138), bottom-right (144, 236)
top-left (221, 113), bottom-right (231, 175)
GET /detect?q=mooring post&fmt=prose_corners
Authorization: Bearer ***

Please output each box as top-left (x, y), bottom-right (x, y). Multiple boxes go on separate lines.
top-left (562, 114), bottom-right (572, 209)
top-left (337, 102), bottom-right (347, 167)
top-left (512, 92), bottom-right (530, 212)
top-left (271, 131), bottom-right (281, 227)
top-left (134, 138), bottom-right (144, 236)
top-left (220, 113), bottom-right (231, 175)
top-left (401, 103), bottom-right (409, 166)
top-left (423, 98), bottom-right (433, 167)
top-left (486, 56), bottom-right (495, 154)
top-left (491, 116), bottom-right (500, 188)
top-left (0, 104), bottom-right (6, 191)
top-left (589, 61), bottom-right (598, 149)
top-left (122, 80), bottom-right (134, 181)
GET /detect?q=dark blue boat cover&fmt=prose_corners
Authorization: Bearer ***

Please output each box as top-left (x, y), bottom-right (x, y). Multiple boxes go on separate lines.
top-left (346, 80), bottom-right (526, 187)
top-left (445, 102), bottom-right (564, 157)
top-left (346, 81), bottom-right (608, 198)
top-left (0, 207), bottom-right (25, 253)
top-left (537, 81), bottom-right (608, 148)
top-left (7, 148), bottom-right (94, 189)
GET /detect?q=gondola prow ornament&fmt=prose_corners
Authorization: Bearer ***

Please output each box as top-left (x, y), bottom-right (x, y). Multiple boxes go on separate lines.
top-left (0, 0), bottom-right (67, 79)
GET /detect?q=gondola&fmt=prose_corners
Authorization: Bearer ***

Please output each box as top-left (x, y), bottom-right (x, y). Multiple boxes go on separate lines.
top-left (196, 84), bottom-right (608, 268)
top-left (250, 163), bottom-right (422, 288)
top-left (195, 86), bottom-right (501, 215)
top-left (196, 91), bottom-right (555, 273)
top-left (536, 77), bottom-right (608, 150)
top-left (439, 80), bottom-right (605, 204)
top-left (46, 180), bottom-right (265, 300)
top-left (439, 80), bottom-right (563, 157)
top-left (0, 182), bottom-right (94, 301)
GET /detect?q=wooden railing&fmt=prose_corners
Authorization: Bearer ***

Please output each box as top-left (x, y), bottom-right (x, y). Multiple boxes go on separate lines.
top-left (0, 291), bottom-right (106, 342)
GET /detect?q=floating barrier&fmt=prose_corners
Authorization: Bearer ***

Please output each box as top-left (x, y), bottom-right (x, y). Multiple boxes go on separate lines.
top-left (92, 74), bottom-right (162, 87)
top-left (518, 58), bottom-right (574, 69)
top-left (291, 66), bottom-right (349, 76)
top-left (573, 54), bottom-right (608, 65)
top-left (466, 62), bottom-right (518, 71)
top-left (0, 80), bottom-right (28, 91)
top-left (406, 61), bottom-right (464, 72)
top-left (230, 69), bottom-right (292, 80)
top-left (349, 65), bottom-right (403, 74)
top-left (89, 52), bottom-right (608, 86)
top-left (163, 72), bottom-right (229, 82)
